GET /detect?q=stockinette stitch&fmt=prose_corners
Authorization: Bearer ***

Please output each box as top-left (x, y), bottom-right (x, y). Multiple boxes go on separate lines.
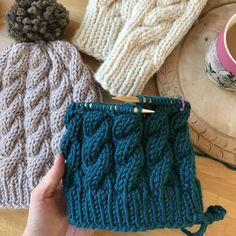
top-left (0, 0), bottom-right (102, 208)
top-left (61, 96), bottom-right (226, 236)
top-left (73, 0), bottom-right (137, 60)
top-left (93, 0), bottom-right (207, 95)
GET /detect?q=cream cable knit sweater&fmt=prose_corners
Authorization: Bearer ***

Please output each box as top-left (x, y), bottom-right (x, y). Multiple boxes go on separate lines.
top-left (73, 0), bottom-right (138, 60)
top-left (0, 41), bottom-right (102, 208)
top-left (91, 0), bottom-right (207, 95)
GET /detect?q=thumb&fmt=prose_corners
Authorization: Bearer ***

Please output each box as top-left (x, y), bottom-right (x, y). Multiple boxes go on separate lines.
top-left (37, 153), bottom-right (65, 199)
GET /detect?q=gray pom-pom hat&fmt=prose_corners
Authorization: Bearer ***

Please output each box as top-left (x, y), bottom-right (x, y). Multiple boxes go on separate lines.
top-left (0, 0), bottom-right (102, 208)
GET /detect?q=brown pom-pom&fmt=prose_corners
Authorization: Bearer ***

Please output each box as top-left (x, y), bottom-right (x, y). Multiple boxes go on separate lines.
top-left (5, 0), bottom-right (69, 42)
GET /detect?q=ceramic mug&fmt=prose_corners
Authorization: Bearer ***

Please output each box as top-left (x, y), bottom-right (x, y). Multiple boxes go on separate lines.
top-left (205, 13), bottom-right (236, 90)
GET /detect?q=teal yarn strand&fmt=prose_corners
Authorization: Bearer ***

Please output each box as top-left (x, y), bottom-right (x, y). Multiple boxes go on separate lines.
top-left (61, 96), bottom-right (226, 235)
top-left (181, 205), bottom-right (226, 236)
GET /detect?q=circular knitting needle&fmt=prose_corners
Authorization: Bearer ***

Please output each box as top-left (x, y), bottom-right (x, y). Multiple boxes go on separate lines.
top-left (112, 96), bottom-right (140, 103)
top-left (112, 96), bottom-right (155, 113)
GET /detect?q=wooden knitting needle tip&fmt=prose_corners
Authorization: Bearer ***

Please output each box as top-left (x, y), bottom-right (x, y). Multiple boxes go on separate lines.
top-left (133, 107), bottom-right (155, 114)
top-left (112, 96), bottom-right (139, 103)
top-left (112, 96), bottom-right (155, 113)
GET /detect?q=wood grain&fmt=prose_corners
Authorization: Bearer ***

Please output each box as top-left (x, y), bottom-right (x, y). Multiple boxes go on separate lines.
top-left (157, 0), bottom-right (236, 166)
top-left (0, 0), bottom-right (235, 236)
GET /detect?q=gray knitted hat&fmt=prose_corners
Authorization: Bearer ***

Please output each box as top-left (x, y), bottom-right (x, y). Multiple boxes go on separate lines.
top-left (0, 0), bottom-right (102, 208)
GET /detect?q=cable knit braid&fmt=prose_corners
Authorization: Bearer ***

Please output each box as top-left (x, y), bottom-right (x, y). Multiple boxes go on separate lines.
top-left (113, 114), bottom-right (146, 228)
top-left (0, 43), bottom-right (103, 209)
top-left (61, 96), bottom-right (226, 235)
top-left (82, 112), bottom-right (113, 190)
top-left (73, 0), bottom-right (138, 60)
top-left (95, 0), bottom-right (207, 95)
top-left (82, 112), bottom-right (113, 226)
top-left (24, 45), bottom-right (51, 188)
top-left (47, 42), bottom-right (73, 156)
top-left (113, 114), bottom-right (144, 192)
top-left (0, 0), bottom-right (102, 208)
top-left (0, 43), bottom-right (30, 207)
top-left (0, 41), bottom-right (102, 208)
top-left (170, 105), bottom-right (200, 223)
top-left (144, 109), bottom-right (173, 224)
top-left (61, 107), bottom-right (84, 223)
top-left (47, 41), bottom-right (102, 156)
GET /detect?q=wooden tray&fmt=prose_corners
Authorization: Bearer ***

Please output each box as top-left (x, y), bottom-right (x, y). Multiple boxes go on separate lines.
top-left (157, 0), bottom-right (236, 166)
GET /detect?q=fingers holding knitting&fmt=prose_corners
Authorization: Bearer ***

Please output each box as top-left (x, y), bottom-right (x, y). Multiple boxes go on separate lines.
top-left (32, 153), bottom-right (65, 199)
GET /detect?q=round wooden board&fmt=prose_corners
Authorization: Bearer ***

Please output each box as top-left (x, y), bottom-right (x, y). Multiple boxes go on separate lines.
top-left (157, 1), bottom-right (236, 166)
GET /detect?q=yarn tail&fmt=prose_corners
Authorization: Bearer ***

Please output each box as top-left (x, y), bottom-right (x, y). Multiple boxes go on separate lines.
top-left (181, 205), bottom-right (226, 236)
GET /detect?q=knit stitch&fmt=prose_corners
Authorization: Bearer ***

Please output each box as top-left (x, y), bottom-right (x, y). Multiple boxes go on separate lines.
top-left (73, 0), bottom-right (138, 60)
top-left (94, 0), bottom-right (207, 95)
top-left (0, 0), bottom-right (103, 208)
top-left (61, 96), bottom-right (226, 235)
top-left (0, 41), bottom-right (102, 208)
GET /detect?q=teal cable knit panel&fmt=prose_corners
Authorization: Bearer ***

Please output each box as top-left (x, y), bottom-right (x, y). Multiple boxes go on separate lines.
top-left (61, 96), bottom-right (226, 235)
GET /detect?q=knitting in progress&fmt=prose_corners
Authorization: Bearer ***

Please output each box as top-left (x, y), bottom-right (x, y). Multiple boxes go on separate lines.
top-left (0, 0), bottom-right (102, 208)
top-left (75, 0), bottom-right (207, 95)
top-left (61, 96), bottom-right (226, 236)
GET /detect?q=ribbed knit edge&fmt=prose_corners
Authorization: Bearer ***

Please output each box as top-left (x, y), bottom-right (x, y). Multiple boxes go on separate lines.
top-left (0, 167), bottom-right (30, 208)
top-left (64, 184), bottom-right (204, 232)
top-left (95, 0), bottom-right (207, 96)
top-left (73, 1), bottom-right (123, 61)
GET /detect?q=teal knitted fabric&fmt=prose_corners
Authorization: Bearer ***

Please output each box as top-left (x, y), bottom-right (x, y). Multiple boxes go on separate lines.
top-left (61, 96), bottom-right (226, 235)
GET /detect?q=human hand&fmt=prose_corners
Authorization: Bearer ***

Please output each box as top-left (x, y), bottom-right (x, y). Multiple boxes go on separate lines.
top-left (23, 153), bottom-right (95, 236)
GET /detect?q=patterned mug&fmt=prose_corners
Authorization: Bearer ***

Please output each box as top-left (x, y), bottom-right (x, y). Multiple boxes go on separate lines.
top-left (205, 13), bottom-right (236, 90)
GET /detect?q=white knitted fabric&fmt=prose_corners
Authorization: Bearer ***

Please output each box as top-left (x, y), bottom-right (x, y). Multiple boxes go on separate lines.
top-left (95, 0), bottom-right (207, 95)
top-left (73, 0), bottom-right (138, 60)
top-left (0, 41), bottom-right (102, 208)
